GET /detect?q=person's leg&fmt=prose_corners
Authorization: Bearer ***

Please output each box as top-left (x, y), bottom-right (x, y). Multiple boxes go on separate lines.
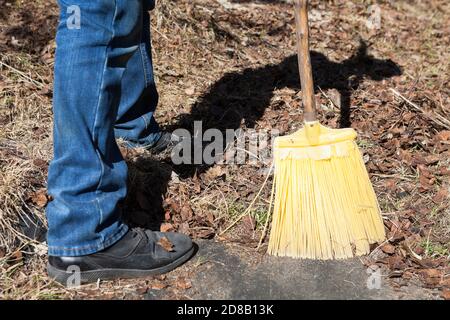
top-left (47, 0), bottom-right (194, 284)
top-left (114, 5), bottom-right (162, 148)
top-left (46, 0), bottom-right (146, 256)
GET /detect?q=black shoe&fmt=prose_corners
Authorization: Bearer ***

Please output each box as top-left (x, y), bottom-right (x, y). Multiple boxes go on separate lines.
top-left (147, 131), bottom-right (180, 155)
top-left (47, 228), bottom-right (195, 285)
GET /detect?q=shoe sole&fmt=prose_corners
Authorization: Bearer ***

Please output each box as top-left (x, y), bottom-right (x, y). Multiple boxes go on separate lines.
top-left (47, 246), bottom-right (195, 286)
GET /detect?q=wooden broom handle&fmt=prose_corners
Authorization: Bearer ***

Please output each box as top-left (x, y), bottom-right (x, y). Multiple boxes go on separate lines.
top-left (295, 0), bottom-right (316, 122)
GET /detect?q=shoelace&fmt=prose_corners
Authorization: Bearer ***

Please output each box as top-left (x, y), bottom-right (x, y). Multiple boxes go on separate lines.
top-left (131, 227), bottom-right (145, 238)
top-left (130, 227), bottom-right (159, 252)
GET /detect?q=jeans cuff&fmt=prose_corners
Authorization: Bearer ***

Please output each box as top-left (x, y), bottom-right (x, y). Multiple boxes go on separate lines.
top-left (47, 224), bottom-right (129, 257)
top-left (119, 131), bottom-right (162, 149)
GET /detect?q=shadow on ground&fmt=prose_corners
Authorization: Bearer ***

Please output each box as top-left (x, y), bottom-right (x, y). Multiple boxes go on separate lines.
top-left (175, 40), bottom-right (401, 132)
top-left (127, 41), bottom-right (401, 230)
top-left (0, 0), bottom-right (57, 59)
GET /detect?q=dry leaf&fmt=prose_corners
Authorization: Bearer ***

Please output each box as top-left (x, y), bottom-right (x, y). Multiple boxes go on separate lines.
top-left (151, 281), bottom-right (168, 290)
top-left (8, 251), bottom-right (23, 265)
top-left (241, 215), bottom-right (256, 231)
top-left (423, 277), bottom-right (441, 287)
top-left (206, 212), bottom-right (215, 224)
top-left (204, 166), bottom-right (226, 182)
top-left (157, 237), bottom-right (174, 252)
top-left (168, 200), bottom-right (180, 213)
top-left (30, 189), bottom-right (48, 208)
top-left (398, 149), bottom-right (413, 165)
top-left (192, 173), bottom-right (201, 194)
top-left (424, 155), bottom-right (440, 165)
top-left (180, 204), bottom-right (193, 221)
top-left (155, 275), bottom-right (166, 281)
top-left (442, 289), bottom-right (450, 300)
top-left (436, 131), bottom-right (450, 141)
top-left (418, 269), bottom-right (442, 278)
top-left (381, 243), bottom-right (396, 254)
top-left (195, 228), bottom-right (215, 239)
top-left (414, 246), bottom-right (425, 255)
top-left (160, 223), bottom-right (174, 233)
top-left (387, 256), bottom-right (406, 270)
top-left (32, 158), bottom-right (48, 169)
top-left (383, 179), bottom-right (398, 192)
top-left (433, 187), bottom-right (448, 203)
top-left (418, 164), bottom-right (433, 179)
top-left (99, 293), bottom-right (116, 299)
top-left (441, 278), bottom-right (450, 288)
top-left (418, 165), bottom-right (435, 191)
top-left (175, 277), bottom-right (192, 290)
top-left (178, 222), bottom-right (190, 235)
top-left (184, 86), bottom-right (195, 95)
top-left (164, 210), bottom-right (171, 221)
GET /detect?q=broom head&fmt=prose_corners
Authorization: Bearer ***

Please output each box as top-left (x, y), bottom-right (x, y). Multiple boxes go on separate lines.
top-left (268, 121), bottom-right (386, 260)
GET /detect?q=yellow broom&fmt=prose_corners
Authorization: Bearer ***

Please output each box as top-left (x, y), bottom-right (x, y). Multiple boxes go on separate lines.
top-left (267, 0), bottom-right (386, 260)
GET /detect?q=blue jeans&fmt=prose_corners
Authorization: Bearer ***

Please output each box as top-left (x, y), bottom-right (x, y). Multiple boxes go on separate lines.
top-left (46, 0), bottom-right (158, 256)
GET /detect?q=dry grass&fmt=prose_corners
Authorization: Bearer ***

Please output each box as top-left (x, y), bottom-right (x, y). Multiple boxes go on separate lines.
top-left (0, 55), bottom-right (53, 245)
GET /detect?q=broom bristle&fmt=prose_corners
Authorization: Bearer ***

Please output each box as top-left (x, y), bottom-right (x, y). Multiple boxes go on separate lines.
top-left (268, 122), bottom-right (385, 260)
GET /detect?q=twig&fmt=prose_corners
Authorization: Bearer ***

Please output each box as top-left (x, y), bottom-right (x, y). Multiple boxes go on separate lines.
top-left (318, 86), bottom-right (338, 110)
top-left (370, 173), bottom-right (415, 181)
top-left (369, 237), bottom-right (394, 258)
top-left (257, 173), bottom-right (275, 250)
top-left (151, 27), bottom-right (170, 41)
top-left (220, 162), bottom-right (274, 235)
top-left (390, 88), bottom-right (450, 130)
top-left (0, 60), bottom-right (45, 88)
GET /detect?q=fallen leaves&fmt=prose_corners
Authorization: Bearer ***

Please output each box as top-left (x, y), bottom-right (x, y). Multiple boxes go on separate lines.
top-left (442, 289), bottom-right (450, 300)
top-left (157, 237), bottom-right (174, 252)
top-left (204, 166), bottom-right (226, 183)
top-left (436, 130), bottom-right (450, 141)
top-left (160, 223), bottom-right (174, 233)
top-left (241, 215), bottom-right (256, 232)
top-left (386, 256), bottom-right (407, 270)
top-left (151, 281), bottom-right (169, 291)
top-left (175, 277), bottom-right (192, 290)
top-left (178, 222), bottom-right (191, 236)
top-left (194, 227), bottom-right (215, 239)
top-left (418, 268), bottom-right (442, 278)
top-left (418, 269), bottom-right (443, 288)
top-left (432, 186), bottom-right (449, 203)
top-left (6, 251), bottom-right (23, 266)
top-left (180, 204), bottom-right (194, 222)
top-left (380, 243), bottom-right (396, 255)
top-left (418, 164), bottom-right (435, 192)
top-left (3, 0), bottom-right (448, 301)
top-left (29, 188), bottom-right (49, 208)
